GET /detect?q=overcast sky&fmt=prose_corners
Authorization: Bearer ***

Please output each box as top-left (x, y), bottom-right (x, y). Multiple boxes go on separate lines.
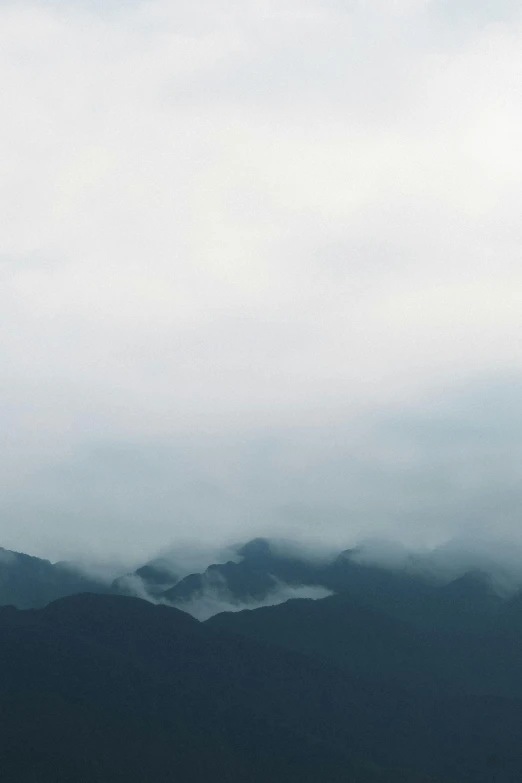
top-left (2, 0), bottom-right (522, 562)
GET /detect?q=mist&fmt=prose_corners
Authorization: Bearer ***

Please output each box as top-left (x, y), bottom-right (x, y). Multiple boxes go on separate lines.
top-left (166, 582), bottom-right (333, 622)
top-left (74, 531), bottom-right (522, 620)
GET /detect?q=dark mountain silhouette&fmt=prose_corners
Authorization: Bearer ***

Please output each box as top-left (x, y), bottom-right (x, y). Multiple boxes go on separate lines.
top-left (206, 567), bottom-right (522, 700)
top-left (3, 537), bottom-right (522, 780)
top-left (208, 592), bottom-right (451, 693)
top-left (0, 593), bottom-right (450, 783)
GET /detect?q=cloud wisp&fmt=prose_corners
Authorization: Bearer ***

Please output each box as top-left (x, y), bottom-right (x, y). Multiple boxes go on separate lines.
top-left (168, 580), bottom-right (333, 622)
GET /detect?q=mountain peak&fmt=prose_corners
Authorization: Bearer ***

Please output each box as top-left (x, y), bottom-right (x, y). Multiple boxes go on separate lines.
top-left (237, 538), bottom-right (273, 561)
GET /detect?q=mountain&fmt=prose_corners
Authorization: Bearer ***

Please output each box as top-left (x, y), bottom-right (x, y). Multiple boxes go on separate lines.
top-left (207, 592), bottom-right (451, 693)
top-left (0, 546), bottom-right (107, 609)
top-left (206, 572), bottom-right (522, 700)
top-left (111, 556), bottom-right (180, 596)
top-left (158, 538), bottom-right (327, 607)
top-left (0, 537), bottom-right (511, 632)
top-left (2, 537), bottom-right (522, 780)
top-left (157, 538), bottom-right (510, 634)
top-left (0, 593), bottom-right (449, 783)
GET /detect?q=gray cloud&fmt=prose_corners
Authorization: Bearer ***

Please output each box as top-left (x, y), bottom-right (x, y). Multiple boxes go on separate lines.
top-left (1, 0), bottom-right (522, 560)
top-left (3, 375), bottom-right (522, 562)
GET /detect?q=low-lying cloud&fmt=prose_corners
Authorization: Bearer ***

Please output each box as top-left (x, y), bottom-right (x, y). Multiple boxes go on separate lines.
top-left (117, 565), bottom-right (332, 621)
top-left (169, 582), bottom-right (333, 622)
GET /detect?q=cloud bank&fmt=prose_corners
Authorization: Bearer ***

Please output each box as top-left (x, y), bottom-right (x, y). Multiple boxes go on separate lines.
top-left (1, 0), bottom-right (522, 559)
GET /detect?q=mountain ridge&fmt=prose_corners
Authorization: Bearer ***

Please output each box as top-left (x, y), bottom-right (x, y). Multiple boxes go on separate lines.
top-left (0, 592), bottom-right (452, 783)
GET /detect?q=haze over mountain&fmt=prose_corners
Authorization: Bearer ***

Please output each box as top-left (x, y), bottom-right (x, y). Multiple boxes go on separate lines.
top-left (4, 534), bottom-right (522, 618)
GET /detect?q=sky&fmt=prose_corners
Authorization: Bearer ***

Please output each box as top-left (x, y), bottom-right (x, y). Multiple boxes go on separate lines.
top-left (1, 0), bottom-right (522, 563)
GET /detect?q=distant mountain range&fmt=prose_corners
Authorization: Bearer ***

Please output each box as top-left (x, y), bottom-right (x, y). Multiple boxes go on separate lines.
top-left (2, 538), bottom-right (522, 780)
top-left (109, 537), bottom-right (511, 621)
